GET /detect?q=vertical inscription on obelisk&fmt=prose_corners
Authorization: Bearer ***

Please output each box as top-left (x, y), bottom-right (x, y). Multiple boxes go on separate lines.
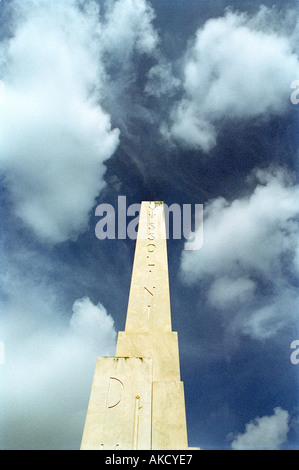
top-left (144, 202), bottom-right (158, 320)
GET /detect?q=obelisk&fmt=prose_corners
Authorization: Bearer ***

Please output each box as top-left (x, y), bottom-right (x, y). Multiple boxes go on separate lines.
top-left (80, 201), bottom-right (188, 450)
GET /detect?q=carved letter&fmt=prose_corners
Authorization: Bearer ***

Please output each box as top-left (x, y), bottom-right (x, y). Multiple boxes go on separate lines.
top-left (107, 377), bottom-right (124, 408)
top-left (147, 244), bottom-right (156, 252)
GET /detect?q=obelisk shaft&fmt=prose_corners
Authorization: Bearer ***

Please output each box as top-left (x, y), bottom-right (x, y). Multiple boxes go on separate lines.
top-left (116, 202), bottom-right (188, 448)
top-left (123, 201), bottom-right (172, 332)
top-left (116, 202), bottom-right (182, 385)
top-left (80, 202), bottom-right (188, 450)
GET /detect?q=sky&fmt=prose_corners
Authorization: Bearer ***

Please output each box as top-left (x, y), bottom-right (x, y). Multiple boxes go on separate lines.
top-left (0, 0), bottom-right (299, 450)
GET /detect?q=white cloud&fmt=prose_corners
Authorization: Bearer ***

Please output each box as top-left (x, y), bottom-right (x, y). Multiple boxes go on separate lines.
top-left (208, 276), bottom-right (256, 309)
top-left (102, 0), bottom-right (158, 60)
top-left (98, 0), bottom-right (161, 135)
top-left (231, 407), bottom-right (290, 450)
top-left (0, 0), bottom-right (163, 243)
top-left (0, 0), bottom-right (162, 449)
top-left (238, 290), bottom-right (299, 339)
top-left (70, 297), bottom-right (116, 351)
top-left (181, 167), bottom-right (299, 339)
top-left (0, 0), bottom-right (119, 243)
top-left (145, 62), bottom-right (181, 98)
top-left (170, 102), bottom-right (217, 152)
top-left (168, 7), bottom-right (299, 151)
top-left (0, 210), bottom-right (118, 449)
top-left (181, 168), bottom-right (299, 280)
top-left (1, 279), bottom-right (117, 449)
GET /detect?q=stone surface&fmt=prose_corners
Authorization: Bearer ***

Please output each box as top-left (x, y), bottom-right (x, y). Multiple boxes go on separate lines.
top-left (80, 357), bottom-right (152, 450)
top-left (80, 202), bottom-right (188, 450)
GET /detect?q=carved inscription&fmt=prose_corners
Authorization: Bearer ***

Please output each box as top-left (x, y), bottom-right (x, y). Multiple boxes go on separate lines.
top-left (144, 286), bottom-right (154, 296)
top-left (107, 377), bottom-right (124, 409)
top-left (147, 243), bottom-right (156, 252)
top-left (143, 202), bottom-right (159, 320)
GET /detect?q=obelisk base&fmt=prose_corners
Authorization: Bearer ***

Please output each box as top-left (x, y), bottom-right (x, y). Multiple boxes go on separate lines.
top-left (80, 356), bottom-right (152, 450)
top-left (80, 354), bottom-right (188, 450)
top-left (151, 380), bottom-right (188, 450)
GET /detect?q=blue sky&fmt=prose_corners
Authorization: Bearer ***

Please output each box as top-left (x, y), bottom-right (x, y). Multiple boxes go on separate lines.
top-left (0, 0), bottom-right (299, 449)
